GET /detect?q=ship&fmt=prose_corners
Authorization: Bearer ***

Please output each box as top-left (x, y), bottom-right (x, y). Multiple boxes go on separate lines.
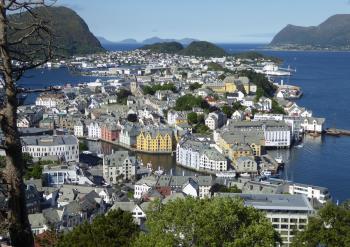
top-left (255, 63), bottom-right (292, 77)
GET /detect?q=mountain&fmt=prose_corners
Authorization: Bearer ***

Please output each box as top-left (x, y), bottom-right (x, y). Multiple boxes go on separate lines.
top-left (180, 41), bottom-right (228, 57)
top-left (270, 14), bottom-right (350, 50)
top-left (141, 36), bottom-right (198, 45)
top-left (141, 41), bottom-right (228, 57)
top-left (119, 39), bottom-right (138, 44)
top-left (9, 6), bottom-right (104, 56)
top-left (140, 42), bottom-right (184, 54)
top-left (97, 37), bottom-right (115, 45)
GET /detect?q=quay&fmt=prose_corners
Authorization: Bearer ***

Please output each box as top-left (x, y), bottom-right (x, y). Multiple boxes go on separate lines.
top-left (324, 128), bottom-right (350, 137)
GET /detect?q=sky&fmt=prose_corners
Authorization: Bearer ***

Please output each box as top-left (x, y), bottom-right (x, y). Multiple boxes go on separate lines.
top-left (59, 0), bottom-right (350, 43)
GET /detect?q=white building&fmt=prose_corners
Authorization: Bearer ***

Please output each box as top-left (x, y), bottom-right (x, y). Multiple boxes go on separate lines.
top-left (103, 151), bottom-right (136, 183)
top-left (74, 121), bottom-right (84, 137)
top-left (35, 93), bottom-right (65, 108)
top-left (21, 135), bottom-right (79, 162)
top-left (134, 176), bottom-right (158, 199)
top-left (288, 183), bottom-right (331, 204)
top-left (216, 193), bottom-right (314, 246)
top-left (205, 111), bottom-right (227, 130)
top-left (119, 124), bottom-right (140, 147)
top-left (300, 117), bottom-right (325, 133)
top-left (42, 165), bottom-right (94, 186)
top-left (199, 148), bottom-right (227, 171)
top-left (87, 122), bottom-right (101, 139)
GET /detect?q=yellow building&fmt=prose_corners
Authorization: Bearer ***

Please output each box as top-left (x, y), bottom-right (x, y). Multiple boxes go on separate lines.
top-left (216, 132), bottom-right (263, 160)
top-left (136, 128), bottom-right (173, 153)
top-left (207, 75), bottom-right (252, 94)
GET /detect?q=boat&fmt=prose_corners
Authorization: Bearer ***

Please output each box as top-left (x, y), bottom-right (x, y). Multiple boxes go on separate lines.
top-left (240, 172), bottom-right (251, 178)
top-left (216, 170), bottom-right (236, 178)
top-left (295, 143), bottom-right (304, 148)
top-left (255, 63), bottom-right (292, 77)
top-left (275, 156), bottom-right (284, 165)
top-left (260, 170), bottom-right (272, 177)
top-left (154, 166), bottom-right (164, 176)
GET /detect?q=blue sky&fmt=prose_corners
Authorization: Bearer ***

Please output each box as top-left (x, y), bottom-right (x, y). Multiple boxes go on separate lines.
top-left (59, 0), bottom-right (350, 43)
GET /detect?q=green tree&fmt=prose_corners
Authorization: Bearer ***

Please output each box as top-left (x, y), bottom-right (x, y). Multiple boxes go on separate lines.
top-left (117, 89), bottom-right (132, 105)
top-left (24, 163), bottom-right (43, 180)
top-left (79, 142), bottom-right (88, 152)
top-left (175, 95), bottom-right (209, 111)
top-left (133, 197), bottom-right (280, 247)
top-left (291, 202), bottom-right (350, 247)
top-left (187, 112), bottom-right (198, 125)
top-left (189, 82), bottom-right (202, 91)
top-left (222, 105), bottom-right (234, 118)
top-left (271, 99), bottom-right (286, 114)
top-left (58, 209), bottom-right (139, 247)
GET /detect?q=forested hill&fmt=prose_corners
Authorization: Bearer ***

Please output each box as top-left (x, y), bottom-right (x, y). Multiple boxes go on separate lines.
top-left (141, 41), bottom-right (228, 57)
top-left (9, 6), bottom-right (105, 56)
top-left (270, 14), bottom-right (350, 50)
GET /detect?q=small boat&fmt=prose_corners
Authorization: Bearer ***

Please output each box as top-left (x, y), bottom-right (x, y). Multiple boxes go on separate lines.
top-left (275, 156), bottom-right (284, 165)
top-left (154, 166), bottom-right (164, 176)
top-left (295, 143), bottom-right (304, 148)
top-left (260, 170), bottom-right (272, 177)
top-left (216, 170), bottom-right (236, 178)
top-left (240, 172), bottom-right (251, 178)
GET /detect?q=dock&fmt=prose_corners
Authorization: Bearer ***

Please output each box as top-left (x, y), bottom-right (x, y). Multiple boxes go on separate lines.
top-left (325, 128), bottom-right (350, 137)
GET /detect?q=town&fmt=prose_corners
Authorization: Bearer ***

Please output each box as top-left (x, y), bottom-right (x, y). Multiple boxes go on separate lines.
top-left (1, 48), bottom-right (329, 246)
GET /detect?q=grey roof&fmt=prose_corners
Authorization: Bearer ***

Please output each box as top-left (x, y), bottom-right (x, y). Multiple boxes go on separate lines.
top-left (29, 213), bottom-right (47, 228)
top-left (162, 192), bottom-right (186, 204)
top-left (216, 193), bottom-right (314, 212)
top-left (110, 201), bottom-right (136, 212)
top-left (21, 135), bottom-right (78, 146)
top-left (42, 208), bottom-right (61, 224)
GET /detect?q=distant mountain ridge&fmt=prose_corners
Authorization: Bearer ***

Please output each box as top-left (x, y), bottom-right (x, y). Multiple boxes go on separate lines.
top-left (270, 14), bottom-right (350, 50)
top-left (98, 36), bottom-right (198, 45)
top-left (141, 41), bottom-right (228, 57)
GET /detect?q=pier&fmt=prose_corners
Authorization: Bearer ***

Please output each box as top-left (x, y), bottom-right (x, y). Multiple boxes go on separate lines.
top-left (325, 128), bottom-right (350, 137)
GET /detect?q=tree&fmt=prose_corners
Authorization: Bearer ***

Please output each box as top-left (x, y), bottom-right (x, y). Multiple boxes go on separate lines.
top-left (24, 163), bottom-right (43, 180)
top-left (133, 197), bottom-right (280, 247)
top-left (117, 88), bottom-right (132, 105)
top-left (189, 82), bottom-right (202, 91)
top-left (175, 94), bottom-right (208, 111)
top-left (0, 2), bottom-right (55, 246)
top-left (222, 105), bottom-right (233, 118)
top-left (291, 202), bottom-right (350, 247)
top-left (127, 113), bottom-right (138, 122)
top-left (58, 209), bottom-right (139, 247)
top-left (187, 112), bottom-right (198, 125)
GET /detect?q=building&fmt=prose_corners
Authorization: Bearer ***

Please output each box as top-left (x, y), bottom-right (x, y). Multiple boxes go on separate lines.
top-left (87, 122), bottom-right (101, 139)
top-left (234, 156), bottom-right (258, 174)
top-left (176, 136), bottom-right (228, 172)
top-left (205, 111), bottom-right (227, 130)
top-left (167, 110), bottom-right (188, 126)
top-left (21, 135), bottom-right (79, 162)
top-left (103, 151), bottom-right (136, 183)
top-left (136, 127), bottom-right (173, 152)
top-left (35, 93), bottom-right (66, 108)
top-left (134, 176), bottom-right (158, 199)
top-left (42, 165), bottom-right (94, 186)
top-left (119, 123), bottom-right (140, 147)
top-left (74, 120), bottom-right (85, 137)
top-left (288, 182), bottom-right (331, 204)
top-left (300, 117), bottom-right (325, 133)
top-left (216, 193), bottom-right (314, 246)
top-left (101, 122), bottom-right (119, 142)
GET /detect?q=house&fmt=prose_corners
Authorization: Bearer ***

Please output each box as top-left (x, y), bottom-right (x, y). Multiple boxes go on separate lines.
top-left (231, 110), bottom-right (244, 121)
top-left (101, 122), bottom-right (119, 142)
top-left (28, 213), bottom-right (49, 235)
top-left (136, 127), bottom-right (173, 152)
top-left (134, 176), bottom-right (158, 199)
top-left (21, 135), bottom-right (79, 162)
top-left (74, 120), bottom-right (85, 137)
top-left (109, 201), bottom-right (147, 225)
top-left (119, 123), bottom-right (140, 147)
top-left (234, 156), bottom-right (258, 174)
top-left (87, 122), bottom-right (101, 139)
top-left (182, 178), bottom-right (199, 197)
top-left (43, 165), bottom-right (94, 187)
top-left (205, 111), bottom-right (227, 130)
top-left (300, 117), bottom-right (325, 133)
top-left (103, 151), bottom-right (136, 183)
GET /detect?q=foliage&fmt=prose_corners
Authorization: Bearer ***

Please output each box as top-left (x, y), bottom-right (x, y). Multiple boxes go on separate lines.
top-left (34, 230), bottom-right (59, 247)
top-left (0, 156), bottom-right (5, 169)
top-left (233, 51), bottom-right (282, 64)
top-left (142, 83), bottom-right (177, 95)
top-left (79, 142), bottom-right (88, 152)
top-left (187, 112), bottom-right (198, 125)
top-left (127, 113), bottom-right (138, 122)
top-left (117, 88), bottom-right (132, 105)
top-left (189, 82), bottom-right (202, 91)
top-left (221, 103), bottom-right (245, 118)
top-left (133, 197), bottom-right (280, 247)
top-left (193, 123), bottom-right (210, 134)
top-left (180, 41), bottom-right (228, 57)
top-left (291, 202), bottom-right (350, 247)
top-left (141, 42), bottom-right (184, 54)
top-left (238, 70), bottom-right (277, 98)
top-left (271, 99), bottom-right (286, 114)
top-left (9, 6), bottom-right (105, 56)
top-left (24, 163), bottom-right (43, 180)
top-left (175, 94), bottom-right (209, 111)
top-left (58, 209), bottom-right (139, 247)
top-left (207, 62), bottom-right (224, 71)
